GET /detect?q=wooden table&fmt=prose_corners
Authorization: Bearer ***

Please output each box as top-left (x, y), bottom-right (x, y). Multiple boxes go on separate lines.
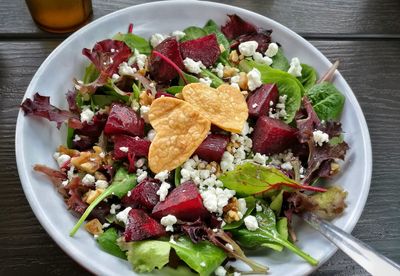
top-left (1, 0), bottom-right (399, 275)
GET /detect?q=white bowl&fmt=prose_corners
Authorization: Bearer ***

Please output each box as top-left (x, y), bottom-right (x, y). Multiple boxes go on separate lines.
top-left (15, 1), bottom-right (372, 275)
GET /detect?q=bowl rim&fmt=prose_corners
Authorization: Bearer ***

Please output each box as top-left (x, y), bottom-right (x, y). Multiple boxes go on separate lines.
top-left (15, 1), bottom-right (372, 275)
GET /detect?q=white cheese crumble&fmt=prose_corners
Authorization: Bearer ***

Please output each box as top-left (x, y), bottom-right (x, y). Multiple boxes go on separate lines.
top-left (53, 153), bottom-right (70, 167)
top-left (231, 83), bottom-right (240, 90)
top-left (215, 266), bottom-right (227, 276)
top-left (169, 235), bottom-right (177, 244)
top-left (241, 121), bottom-right (253, 136)
top-left (82, 174), bottom-right (95, 186)
top-left (183, 57), bottom-right (205, 74)
top-left (129, 49), bottom-right (147, 70)
top-left (140, 105), bottom-right (150, 123)
top-left (147, 129), bottom-right (156, 141)
top-left (256, 204), bottom-right (263, 212)
top-left (200, 187), bottom-right (236, 215)
top-left (102, 223), bottom-right (110, 229)
top-left (252, 103), bottom-right (258, 108)
top-left (253, 152), bottom-right (268, 166)
top-left (62, 180), bottom-right (69, 187)
top-left (253, 52), bottom-right (273, 65)
top-left (80, 106), bottom-right (94, 124)
top-left (73, 135), bottom-right (81, 142)
top-left (265, 42), bottom-right (279, 57)
top-left (199, 77), bottom-right (212, 86)
top-left (269, 94), bottom-right (287, 119)
top-left (237, 198), bottom-right (248, 218)
top-left (136, 169), bottom-right (148, 183)
top-left (212, 63), bottom-right (224, 78)
top-left (111, 73), bottom-right (120, 81)
top-left (154, 170), bottom-right (169, 182)
top-left (225, 243), bottom-right (234, 251)
top-left (110, 204), bottom-right (121, 215)
top-left (95, 180), bottom-right (108, 189)
top-left (288, 57), bottom-right (302, 77)
top-left (160, 214), bottom-right (177, 232)
top-left (116, 207), bottom-right (132, 225)
top-left (118, 62), bottom-right (137, 76)
top-left (246, 68), bottom-right (262, 91)
top-left (119, 146), bottom-right (129, 153)
top-left (150, 33), bottom-right (167, 48)
top-left (135, 158), bottom-right (146, 168)
top-left (220, 151), bottom-right (235, 172)
top-left (171, 30), bottom-right (185, 40)
top-left (200, 262), bottom-right (206, 267)
top-left (244, 215), bottom-right (259, 231)
top-left (313, 130), bottom-right (330, 146)
top-left (238, 41), bottom-right (258, 56)
top-left (281, 161), bottom-right (293, 171)
top-left (157, 181), bottom-right (171, 201)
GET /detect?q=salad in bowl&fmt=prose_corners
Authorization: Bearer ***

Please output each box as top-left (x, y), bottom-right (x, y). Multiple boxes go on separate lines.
top-left (20, 14), bottom-right (349, 275)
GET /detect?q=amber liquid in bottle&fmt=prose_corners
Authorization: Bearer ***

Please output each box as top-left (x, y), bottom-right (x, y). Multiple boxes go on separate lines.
top-left (25, 0), bottom-right (93, 33)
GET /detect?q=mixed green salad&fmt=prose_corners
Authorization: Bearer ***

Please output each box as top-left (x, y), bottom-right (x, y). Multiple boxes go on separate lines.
top-left (21, 14), bottom-right (349, 275)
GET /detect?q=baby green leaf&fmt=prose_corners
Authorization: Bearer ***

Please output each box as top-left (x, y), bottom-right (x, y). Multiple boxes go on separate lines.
top-left (70, 167), bottom-right (137, 236)
top-left (174, 166), bottom-right (182, 186)
top-left (97, 228), bottom-right (126, 259)
top-left (200, 69), bottom-right (224, 88)
top-left (165, 86), bottom-right (184, 95)
top-left (298, 64), bottom-right (318, 92)
top-left (170, 236), bottom-right (226, 276)
top-left (270, 190), bottom-right (284, 215)
top-left (92, 94), bottom-right (121, 108)
top-left (223, 196), bottom-right (256, 230)
top-left (113, 33), bottom-right (151, 54)
top-left (126, 240), bottom-right (171, 273)
top-left (66, 127), bottom-right (74, 148)
top-left (178, 71), bottom-right (200, 86)
top-left (271, 48), bottom-right (290, 71)
top-left (306, 82), bottom-right (345, 120)
top-left (181, 26), bottom-right (207, 42)
top-left (83, 63), bottom-right (99, 84)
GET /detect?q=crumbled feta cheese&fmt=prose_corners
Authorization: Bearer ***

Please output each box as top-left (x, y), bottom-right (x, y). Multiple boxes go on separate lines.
top-left (233, 272), bottom-right (241, 276)
top-left (110, 204), bottom-right (121, 215)
top-left (313, 130), bottom-right (330, 146)
top-left (225, 243), bottom-right (234, 251)
top-left (246, 68), bottom-right (262, 91)
top-left (95, 180), bottom-right (108, 189)
top-left (253, 153), bottom-right (268, 165)
top-left (288, 57), bottom-right (302, 77)
top-left (62, 180), bottom-right (69, 187)
top-left (265, 42), bottom-right (279, 57)
top-left (136, 169), bottom-right (148, 183)
top-left (212, 63), bottom-right (224, 78)
top-left (154, 170), bottom-right (169, 182)
top-left (281, 161), bottom-right (293, 171)
top-left (157, 181), bottom-right (171, 201)
top-left (135, 158), bottom-right (146, 168)
top-left (253, 52), bottom-right (273, 65)
top-left (80, 106), bottom-right (94, 124)
top-left (111, 73), bottom-right (120, 81)
top-left (171, 30), bottom-right (185, 40)
top-left (73, 135), bottom-right (81, 142)
top-left (129, 49), bottom-right (147, 70)
top-left (256, 204), bottom-right (263, 212)
top-left (220, 151), bottom-right (235, 172)
top-left (54, 154), bottom-right (70, 167)
top-left (150, 33), bottom-right (167, 48)
top-left (200, 262), bottom-right (206, 267)
top-left (241, 121), bottom-right (252, 136)
top-left (119, 62), bottom-right (136, 76)
top-left (238, 41), bottom-right (258, 56)
top-left (201, 187), bottom-right (235, 214)
top-left (183, 57), bottom-right (205, 74)
top-left (252, 103), bottom-right (258, 109)
top-left (215, 266), bottom-right (227, 276)
top-left (99, 152), bottom-right (105, 158)
top-left (199, 77), bottom-right (212, 86)
top-left (237, 198), bottom-right (248, 216)
top-left (230, 75), bottom-right (240, 85)
top-left (102, 223), bottom-right (110, 229)
top-left (147, 129), bottom-right (156, 141)
top-left (161, 215), bottom-right (177, 232)
top-left (82, 174), bottom-right (95, 186)
top-left (169, 235), bottom-right (177, 244)
top-left (230, 83), bottom-right (240, 90)
top-left (140, 105), bottom-right (150, 123)
top-left (67, 166), bottom-right (75, 180)
top-left (119, 146), bottom-right (129, 153)
top-left (244, 215), bottom-right (259, 231)
top-left (116, 207), bottom-right (132, 225)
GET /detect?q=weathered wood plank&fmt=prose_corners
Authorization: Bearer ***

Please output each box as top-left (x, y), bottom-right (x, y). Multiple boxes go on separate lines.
top-left (0, 40), bottom-right (399, 275)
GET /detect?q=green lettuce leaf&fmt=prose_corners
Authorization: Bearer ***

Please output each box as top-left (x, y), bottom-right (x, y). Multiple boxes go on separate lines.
top-left (271, 48), bottom-right (289, 71)
top-left (83, 63), bottom-right (99, 84)
top-left (298, 64), bottom-right (318, 92)
top-left (113, 33), bottom-right (151, 54)
top-left (165, 86), bottom-right (184, 95)
top-left (97, 228), bottom-right (126, 259)
top-left (180, 26), bottom-right (207, 42)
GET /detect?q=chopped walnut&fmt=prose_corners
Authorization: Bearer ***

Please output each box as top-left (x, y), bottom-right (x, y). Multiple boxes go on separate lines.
top-left (223, 66), bottom-right (239, 78)
top-left (223, 197), bottom-right (241, 223)
top-left (71, 146), bottom-right (104, 174)
top-left (139, 90), bottom-right (155, 106)
top-left (83, 188), bottom-right (104, 204)
top-left (95, 171), bottom-right (107, 181)
top-left (238, 72), bottom-right (248, 90)
top-left (229, 50), bottom-right (239, 63)
top-left (85, 218), bottom-right (104, 235)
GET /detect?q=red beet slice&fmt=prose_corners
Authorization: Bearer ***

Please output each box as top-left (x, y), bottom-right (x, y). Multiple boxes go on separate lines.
top-left (113, 135), bottom-right (151, 159)
top-left (149, 37), bottom-right (185, 83)
top-left (124, 209), bottom-right (166, 241)
top-left (152, 181), bottom-right (208, 222)
top-left (252, 116), bottom-right (298, 155)
top-left (180, 34), bottom-right (220, 67)
top-left (247, 84), bottom-right (279, 117)
top-left (221, 14), bottom-right (257, 40)
top-left (122, 178), bottom-right (161, 211)
top-left (235, 32), bottom-right (272, 53)
top-left (104, 103), bottom-right (145, 137)
top-left (155, 91), bottom-right (175, 99)
top-left (194, 134), bottom-right (230, 163)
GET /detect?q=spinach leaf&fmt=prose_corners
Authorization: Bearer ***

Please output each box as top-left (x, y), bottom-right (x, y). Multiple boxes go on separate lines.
top-left (271, 48), bottom-right (290, 71)
top-left (131, 83), bottom-right (141, 102)
top-left (223, 196), bottom-right (256, 230)
top-left (230, 203), bottom-right (318, 265)
top-left (113, 33), bottom-right (151, 54)
top-left (298, 64), bottom-right (318, 92)
top-left (66, 127), bottom-right (74, 148)
top-left (170, 236), bottom-right (226, 276)
top-left (306, 82), bottom-right (345, 120)
top-left (92, 95), bottom-right (121, 108)
top-left (239, 59), bottom-right (303, 123)
top-left (126, 240), bottom-right (171, 273)
top-left (200, 69), bottom-right (224, 88)
top-left (174, 166), bottom-right (182, 186)
top-left (180, 26), bottom-right (207, 42)
top-left (178, 72), bottom-right (199, 86)
top-left (101, 82), bottom-right (130, 103)
top-left (270, 190), bottom-right (284, 215)
top-left (83, 63), bottom-right (99, 84)
top-left (203, 20), bottom-right (230, 52)
top-left (261, 217), bottom-right (288, 252)
top-left (70, 168), bottom-right (137, 236)
top-left (165, 86), bottom-right (184, 94)
top-left (97, 228), bottom-right (126, 259)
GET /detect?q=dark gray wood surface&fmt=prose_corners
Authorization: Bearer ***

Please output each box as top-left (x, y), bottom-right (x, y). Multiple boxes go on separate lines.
top-left (1, 0), bottom-right (399, 275)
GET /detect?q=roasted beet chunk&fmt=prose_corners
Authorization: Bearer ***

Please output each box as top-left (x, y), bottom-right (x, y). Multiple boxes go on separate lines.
top-left (113, 135), bottom-right (151, 159)
top-left (122, 178), bottom-right (160, 211)
top-left (180, 34), bottom-right (220, 67)
top-left (247, 84), bottom-right (279, 117)
top-left (221, 14), bottom-right (257, 40)
top-left (152, 181), bottom-right (208, 222)
top-left (149, 37), bottom-right (185, 83)
top-left (75, 113), bottom-right (107, 137)
top-left (194, 134), bottom-right (230, 163)
top-left (124, 209), bottom-right (166, 241)
top-left (104, 103), bottom-right (144, 137)
top-left (252, 116), bottom-right (297, 155)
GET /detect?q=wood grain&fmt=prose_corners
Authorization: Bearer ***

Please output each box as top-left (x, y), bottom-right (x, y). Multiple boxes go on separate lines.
top-left (0, 39), bottom-right (399, 275)
top-left (1, 0), bottom-right (400, 37)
